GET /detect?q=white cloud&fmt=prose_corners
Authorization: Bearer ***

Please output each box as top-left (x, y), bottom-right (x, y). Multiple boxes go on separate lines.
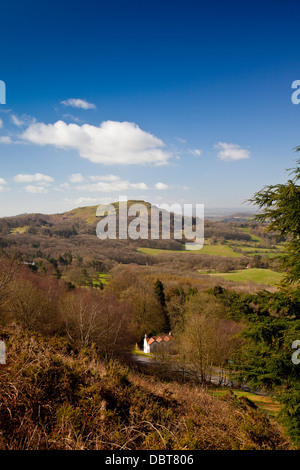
top-left (155, 182), bottom-right (169, 190)
top-left (215, 142), bottom-right (250, 161)
top-left (0, 178), bottom-right (9, 192)
top-left (14, 173), bottom-right (54, 183)
top-left (65, 196), bottom-right (101, 205)
top-left (189, 148), bottom-right (202, 157)
top-left (62, 113), bottom-right (83, 123)
top-left (21, 120), bottom-right (172, 166)
top-left (175, 137), bottom-right (187, 144)
top-left (59, 182), bottom-right (71, 190)
top-left (0, 136), bottom-right (12, 144)
top-left (11, 115), bottom-right (24, 126)
top-left (76, 177), bottom-right (148, 192)
top-left (24, 185), bottom-right (48, 194)
top-left (89, 174), bottom-right (120, 182)
top-left (0, 183), bottom-right (10, 192)
top-left (69, 173), bottom-right (85, 183)
top-left (11, 114), bottom-right (35, 127)
top-left (61, 98), bottom-right (96, 110)
top-left (0, 118), bottom-right (3, 128)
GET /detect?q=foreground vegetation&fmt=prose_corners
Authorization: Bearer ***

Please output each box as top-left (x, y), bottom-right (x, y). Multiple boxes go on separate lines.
top-left (0, 326), bottom-right (291, 450)
top-left (0, 255), bottom-right (299, 450)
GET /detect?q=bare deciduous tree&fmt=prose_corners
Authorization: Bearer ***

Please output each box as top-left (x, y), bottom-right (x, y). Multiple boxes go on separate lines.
top-left (0, 255), bottom-right (17, 312)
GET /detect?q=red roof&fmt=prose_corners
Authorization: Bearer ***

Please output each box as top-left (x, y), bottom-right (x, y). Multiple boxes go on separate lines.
top-left (146, 333), bottom-right (173, 345)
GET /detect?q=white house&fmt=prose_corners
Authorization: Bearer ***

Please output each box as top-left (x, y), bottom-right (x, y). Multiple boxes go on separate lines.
top-left (0, 341), bottom-right (6, 365)
top-left (144, 332), bottom-right (173, 354)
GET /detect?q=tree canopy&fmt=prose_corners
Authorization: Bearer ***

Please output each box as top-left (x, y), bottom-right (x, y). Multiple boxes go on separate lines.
top-left (248, 155), bottom-right (300, 284)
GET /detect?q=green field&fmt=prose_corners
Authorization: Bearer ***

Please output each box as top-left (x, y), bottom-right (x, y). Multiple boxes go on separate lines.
top-left (201, 268), bottom-right (283, 286)
top-left (132, 349), bottom-right (152, 358)
top-left (239, 226), bottom-right (263, 242)
top-left (10, 226), bottom-right (29, 234)
top-left (229, 244), bottom-right (282, 257)
top-left (137, 244), bottom-right (242, 257)
top-left (92, 273), bottom-right (109, 288)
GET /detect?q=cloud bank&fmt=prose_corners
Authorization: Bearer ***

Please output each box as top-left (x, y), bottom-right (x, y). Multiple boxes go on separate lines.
top-left (76, 175), bottom-right (148, 192)
top-left (24, 185), bottom-right (48, 194)
top-left (13, 173), bottom-right (54, 183)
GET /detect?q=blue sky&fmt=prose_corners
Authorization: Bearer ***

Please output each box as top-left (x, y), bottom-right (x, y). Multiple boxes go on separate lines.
top-left (0, 0), bottom-right (300, 216)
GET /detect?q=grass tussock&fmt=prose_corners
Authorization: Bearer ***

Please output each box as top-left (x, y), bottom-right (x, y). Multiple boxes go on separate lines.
top-left (0, 327), bottom-right (291, 450)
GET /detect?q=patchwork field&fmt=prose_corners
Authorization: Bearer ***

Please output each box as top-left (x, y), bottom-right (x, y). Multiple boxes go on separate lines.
top-left (137, 245), bottom-right (242, 257)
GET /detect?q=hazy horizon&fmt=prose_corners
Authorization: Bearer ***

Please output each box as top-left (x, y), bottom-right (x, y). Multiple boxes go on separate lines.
top-left (0, 200), bottom-right (256, 219)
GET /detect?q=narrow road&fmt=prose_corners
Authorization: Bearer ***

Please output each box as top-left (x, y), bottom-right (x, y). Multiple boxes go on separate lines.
top-left (130, 353), bottom-right (268, 396)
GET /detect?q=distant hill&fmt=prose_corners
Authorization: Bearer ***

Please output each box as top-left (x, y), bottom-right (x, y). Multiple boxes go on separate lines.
top-left (0, 200), bottom-right (188, 271)
top-left (59, 200), bottom-right (153, 225)
top-left (218, 212), bottom-right (256, 223)
top-left (3, 203), bottom-right (256, 225)
top-left (0, 200), bottom-right (281, 288)
top-left (1, 200), bottom-right (154, 227)
top-left (205, 209), bottom-right (256, 222)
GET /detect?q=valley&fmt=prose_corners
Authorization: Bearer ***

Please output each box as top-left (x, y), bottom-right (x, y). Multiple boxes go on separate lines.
top-left (0, 200), bottom-right (298, 450)
top-left (0, 200), bottom-right (285, 291)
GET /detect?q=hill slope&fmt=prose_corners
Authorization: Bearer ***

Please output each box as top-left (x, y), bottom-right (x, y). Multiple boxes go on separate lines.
top-left (0, 326), bottom-right (291, 450)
